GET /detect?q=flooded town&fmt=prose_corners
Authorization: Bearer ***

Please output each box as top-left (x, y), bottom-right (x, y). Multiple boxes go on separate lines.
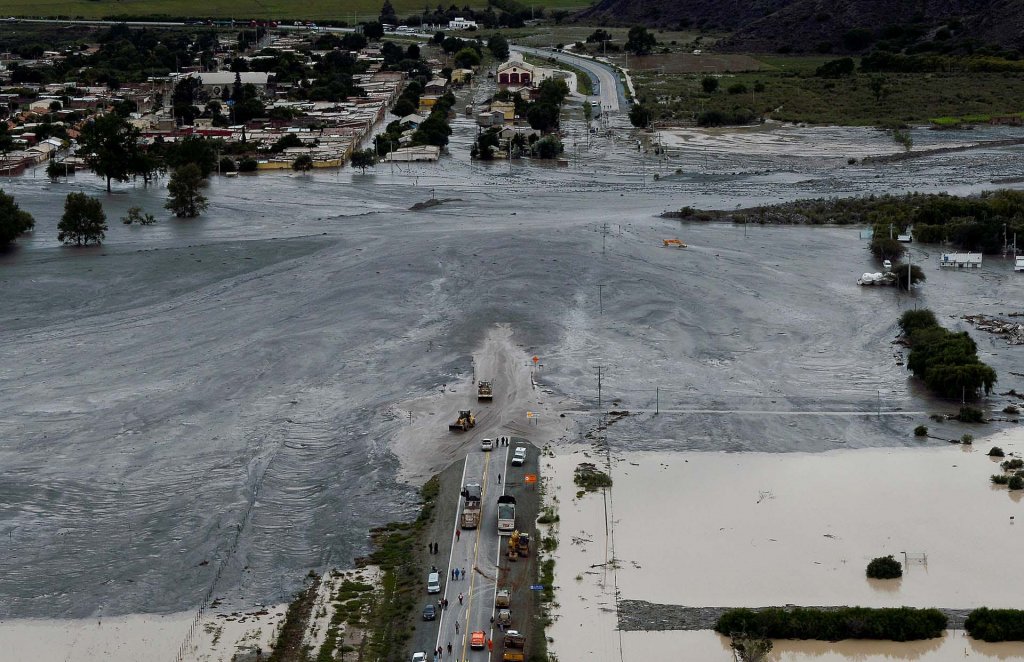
top-left (1, 2), bottom-right (1024, 661)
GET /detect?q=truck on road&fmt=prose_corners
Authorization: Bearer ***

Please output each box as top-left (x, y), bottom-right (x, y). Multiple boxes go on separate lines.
top-left (477, 380), bottom-right (493, 401)
top-left (497, 495), bottom-right (516, 533)
top-left (460, 483), bottom-right (482, 529)
top-left (502, 630), bottom-right (526, 662)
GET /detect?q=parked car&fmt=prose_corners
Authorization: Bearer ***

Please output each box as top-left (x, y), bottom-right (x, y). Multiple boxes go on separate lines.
top-left (511, 447), bottom-right (527, 466)
top-left (481, 438), bottom-right (493, 451)
top-left (412, 653), bottom-right (427, 662)
top-left (422, 603), bottom-right (436, 621)
top-left (427, 571), bottom-right (441, 594)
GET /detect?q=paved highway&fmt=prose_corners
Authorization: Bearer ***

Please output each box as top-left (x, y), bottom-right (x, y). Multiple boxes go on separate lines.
top-left (431, 444), bottom-right (510, 661)
top-left (510, 44), bottom-right (625, 114)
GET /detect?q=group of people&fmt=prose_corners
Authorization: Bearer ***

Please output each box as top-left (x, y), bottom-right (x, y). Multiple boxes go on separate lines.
top-left (450, 566), bottom-right (467, 580)
top-left (496, 436), bottom-right (511, 446)
top-left (432, 641), bottom-right (453, 661)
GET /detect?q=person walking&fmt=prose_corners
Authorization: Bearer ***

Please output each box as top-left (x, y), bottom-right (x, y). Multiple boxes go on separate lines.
top-left (487, 639), bottom-right (493, 652)
top-left (458, 592), bottom-right (464, 605)
top-left (462, 567), bottom-right (466, 579)
top-left (454, 568), bottom-right (460, 580)
top-left (456, 529), bottom-right (461, 542)
top-left (451, 568), bottom-right (456, 580)
top-left (443, 598), bottom-right (449, 610)
top-left (497, 473), bottom-right (501, 484)
top-left (455, 621), bottom-right (460, 634)
top-left (447, 642), bottom-right (453, 655)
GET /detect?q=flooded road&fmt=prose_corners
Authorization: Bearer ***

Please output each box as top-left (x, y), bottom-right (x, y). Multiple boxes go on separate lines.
top-left (1, 119), bottom-right (1023, 622)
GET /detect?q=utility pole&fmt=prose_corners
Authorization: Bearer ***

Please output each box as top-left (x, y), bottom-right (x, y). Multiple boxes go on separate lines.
top-left (596, 366), bottom-right (603, 409)
top-left (656, 387), bottom-right (659, 415)
top-left (597, 284), bottom-right (604, 315)
top-left (601, 222), bottom-right (609, 255)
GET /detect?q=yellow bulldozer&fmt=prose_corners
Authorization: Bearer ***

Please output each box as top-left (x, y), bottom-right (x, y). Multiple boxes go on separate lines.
top-left (449, 409), bottom-right (476, 432)
top-left (507, 530), bottom-right (530, 560)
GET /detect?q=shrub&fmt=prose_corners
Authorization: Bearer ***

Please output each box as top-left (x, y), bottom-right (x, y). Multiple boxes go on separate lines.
top-left (1001, 459), bottom-right (1024, 471)
top-left (914, 425), bottom-right (928, 437)
top-left (965, 608), bottom-right (1024, 642)
top-left (238, 158), bottom-right (258, 172)
top-left (989, 447), bottom-right (1005, 457)
top-left (574, 463), bottom-right (612, 491)
top-left (715, 606), bottom-right (945, 641)
top-left (961, 433), bottom-right (974, 444)
top-left (866, 555), bottom-right (903, 579)
top-left (958, 406), bottom-right (985, 423)
top-left (991, 474), bottom-right (1010, 485)
top-left (1010, 476), bottom-right (1024, 490)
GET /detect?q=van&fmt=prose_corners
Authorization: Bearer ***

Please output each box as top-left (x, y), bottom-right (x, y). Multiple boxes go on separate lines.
top-left (427, 571), bottom-right (441, 594)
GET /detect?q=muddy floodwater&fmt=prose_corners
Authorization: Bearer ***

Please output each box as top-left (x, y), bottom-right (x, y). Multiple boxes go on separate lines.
top-left (546, 433), bottom-right (1024, 661)
top-left (1, 119), bottom-right (1023, 635)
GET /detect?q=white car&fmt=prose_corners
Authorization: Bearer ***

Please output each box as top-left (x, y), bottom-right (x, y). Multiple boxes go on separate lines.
top-left (481, 438), bottom-right (493, 451)
top-left (511, 447), bottom-right (527, 466)
top-left (412, 653), bottom-right (427, 662)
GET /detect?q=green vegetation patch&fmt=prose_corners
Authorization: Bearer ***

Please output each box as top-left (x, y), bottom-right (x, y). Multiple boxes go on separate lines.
top-left (866, 555), bottom-right (903, 579)
top-left (573, 462), bottom-right (612, 492)
top-left (715, 606), bottom-right (947, 641)
top-left (899, 309), bottom-right (997, 401)
top-left (632, 53), bottom-right (1024, 126)
top-left (965, 608), bottom-right (1024, 642)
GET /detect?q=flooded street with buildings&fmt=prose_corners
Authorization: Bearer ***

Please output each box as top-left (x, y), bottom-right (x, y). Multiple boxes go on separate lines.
top-left (2, 108), bottom-right (1023, 659)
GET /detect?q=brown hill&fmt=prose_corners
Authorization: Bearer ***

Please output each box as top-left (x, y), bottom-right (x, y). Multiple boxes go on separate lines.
top-left (578, 0), bottom-right (1024, 53)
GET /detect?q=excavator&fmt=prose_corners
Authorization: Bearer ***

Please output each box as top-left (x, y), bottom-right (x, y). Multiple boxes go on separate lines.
top-left (449, 410), bottom-right (476, 432)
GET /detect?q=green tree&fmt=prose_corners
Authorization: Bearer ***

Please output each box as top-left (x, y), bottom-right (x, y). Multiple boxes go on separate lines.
top-left (392, 98), bottom-right (417, 117)
top-left (866, 555), bottom-right (903, 579)
top-left (46, 159), bottom-right (67, 180)
top-left (78, 112), bottom-right (142, 192)
top-left (527, 102), bottom-right (560, 132)
top-left (629, 103), bottom-right (652, 128)
top-left (532, 135), bottom-right (562, 159)
top-left (488, 34), bottom-right (510, 61)
top-left (121, 206), bottom-right (156, 225)
top-left (165, 136), bottom-right (219, 178)
top-left (411, 115), bottom-right (452, 146)
top-left (165, 164), bottom-right (208, 218)
top-left (350, 148), bottom-right (376, 173)
top-left (583, 100), bottom-right (593, 124)
top-left (625, 26), bottom-right (657, 55)
top-left (0, 189), bottom-right (35, 246)
top-left (58, 192), bottom-right (107, 246)
top-left (701, 76), bottom-right (719, 94)
top-left (0, 122), bottom-right (14, 160)
top-left (454, 47), bottom-right (481, 69)
top-left (537, 78), bottom-right (570, 107)
top-left (292, 154), bottom-right (314, 172)
top-left (363, 21), bottom-right (385, 41)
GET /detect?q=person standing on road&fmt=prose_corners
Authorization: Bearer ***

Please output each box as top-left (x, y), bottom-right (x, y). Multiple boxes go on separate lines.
top-left (455, 620), bottom-right (460, 634)
top-left (447, 642), bottom-right (452, 655)
top-left (454, 568), bottom-right (459, 580)
top-left (456, 528), bottom-right (461, 542)
top-left (462, 567), bottom-right (467, 579)
top-left (497, 473), bottom-right (501, 484)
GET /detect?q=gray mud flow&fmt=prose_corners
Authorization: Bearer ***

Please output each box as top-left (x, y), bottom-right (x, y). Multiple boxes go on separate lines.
top-left (1, 126), bottom-right (1022, 619)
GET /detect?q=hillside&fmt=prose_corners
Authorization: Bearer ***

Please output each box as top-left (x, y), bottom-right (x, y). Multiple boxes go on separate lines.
top-left (578, 0), bottom-right (1024, 53)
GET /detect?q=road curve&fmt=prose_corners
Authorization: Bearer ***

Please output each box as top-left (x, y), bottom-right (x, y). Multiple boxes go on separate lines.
top-left (510, 44), bottom-right (625, 114)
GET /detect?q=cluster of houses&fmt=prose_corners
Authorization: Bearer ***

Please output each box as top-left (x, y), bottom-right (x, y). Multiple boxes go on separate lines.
top-left (0, 30), bottom-right (463, 173)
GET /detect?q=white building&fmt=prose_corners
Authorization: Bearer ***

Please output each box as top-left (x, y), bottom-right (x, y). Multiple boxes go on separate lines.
top-left (177, 71), bottom-right (273, 98)
top-left (940, 252), bottom-right (983, 268)
top-left (448, 17), bottom-right (478, 30)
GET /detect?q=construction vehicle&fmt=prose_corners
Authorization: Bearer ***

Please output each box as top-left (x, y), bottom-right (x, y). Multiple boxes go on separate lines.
top-left (477, 380), bottom-right (493, 401)
top-left (460, 483), bottom-right (482, 529)
top-left (516, 532), bottom-right (530, 557)
top-left (449, 409), bottom-right (476, 432)
top-left (496, 608), bottom-right (512, 627)
top-left (507, 530), bottom-right (519, 561)
top-left (504, 631), bottom-right (525, 649)
top-left (495, 588), bottom-right (510, 608)
top-left (663, 238), bottom-right (687, 248)
top-left (497, 495), bottom-right (516, 533)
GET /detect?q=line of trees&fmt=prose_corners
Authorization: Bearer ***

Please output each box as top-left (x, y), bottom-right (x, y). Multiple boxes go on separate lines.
top-left (965, 608), bottom-right (1024, 642)
top-left (716, 607), bottom-right (947, 642)
top-left (899, 309), bottom-right (997, 400)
